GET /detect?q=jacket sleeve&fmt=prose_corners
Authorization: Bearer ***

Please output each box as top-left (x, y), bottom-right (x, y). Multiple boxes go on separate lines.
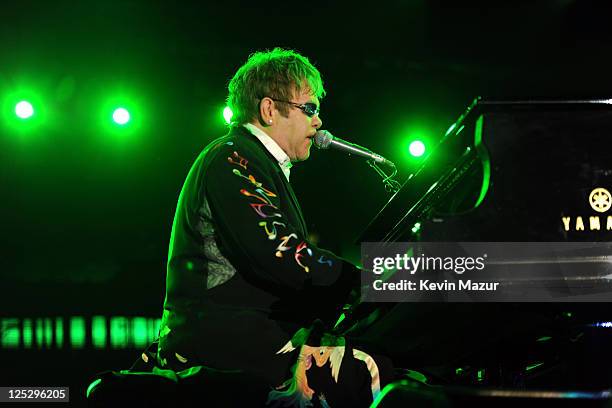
top-left (204, 144), bottom-right (359, 298)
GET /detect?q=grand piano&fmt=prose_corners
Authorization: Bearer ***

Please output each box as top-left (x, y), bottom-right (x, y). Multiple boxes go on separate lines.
top-left (362, 97), bottom-right (612, 243)
top-left (348, 99), bottom-right (612, 401)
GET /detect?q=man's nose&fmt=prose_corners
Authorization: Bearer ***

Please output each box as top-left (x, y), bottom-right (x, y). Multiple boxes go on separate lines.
top-left (313, 115), bottom-right (322, 129)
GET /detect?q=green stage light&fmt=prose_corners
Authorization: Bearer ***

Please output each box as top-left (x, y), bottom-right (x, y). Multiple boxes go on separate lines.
top-left (223, 106), bottom-right (233, 124)
top-left (132, 317), bottom-right (148, 348)
top-left (92, 316), bottom-right (107, 349)
top-left (0, 319), bottom-right (19, 348)
top-left (110, 317), bottom-right (129, 349)
top-left (70, 317), bottom-right (86, 349)
top-left (394, 123), bottom-right (431, 165)
top-left (23, 319), bottom-right (33, 348)
top-left (99, 93), bottom-right (145, 137)
top-left (55, 318), bottom-right (63, 348)
top-left (15, 101), bottom-right (34, 119)
top-left (409, 140), bottom-right (426, 157)
top-left (3, 88), bottom-right (46, 133)
top-left (0, 316), bottom-right (161, 350)
top-left (112, 107), bottom-right (130, 125)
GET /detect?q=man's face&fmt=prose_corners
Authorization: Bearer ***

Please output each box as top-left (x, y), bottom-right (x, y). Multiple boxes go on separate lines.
top-left (274, 88), bottom-right (322, 162)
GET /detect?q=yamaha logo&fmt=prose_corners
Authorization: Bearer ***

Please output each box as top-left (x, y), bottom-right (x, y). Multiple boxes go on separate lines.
top-left (561, 187), bottom-right (612, 232)
top-left (589, 188), bottom-right (612, 213)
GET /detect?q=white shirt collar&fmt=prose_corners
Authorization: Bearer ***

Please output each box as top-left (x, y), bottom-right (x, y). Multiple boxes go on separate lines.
top-left (243, 123), bottom-right (292, 181)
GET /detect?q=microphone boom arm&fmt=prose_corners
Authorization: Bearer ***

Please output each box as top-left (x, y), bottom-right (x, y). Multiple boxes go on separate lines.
top-left (329, 139), bottom-right (388, 164)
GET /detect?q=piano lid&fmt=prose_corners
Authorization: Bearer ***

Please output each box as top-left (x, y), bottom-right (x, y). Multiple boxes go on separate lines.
top-left (359, 98), bottom-right (612, 243)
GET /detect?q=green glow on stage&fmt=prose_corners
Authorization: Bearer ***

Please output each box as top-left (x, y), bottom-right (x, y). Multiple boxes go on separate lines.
top-left (15, 100), bottom-right (34, 119)
top-left (132, 317), bottom-right (148, 348)
top-left (70, 317), bottom-right (86, 349)
top-left (99, 90), bottom-right (147, 138)
top-left (23, 319), bottom-right (33, 348)
top-left (112, 107), bottom-right (130, 125)
top-left (1, 319), bottom-right (19, 348)
top-left (0, 316), bottom-right (160, 350)
top-left (223, 106), bottom-right (234, 124)
top-left (107, 103), bottom-right (134, 128)
top-left (44, 318), bottom-right (53, 347)
top-left (2, 87), bottom-right (47, 133)
top-left (55, 318), bottom-right (63, 348)
top-left (409, 140), bottom-right (425, 157)
top-left (393, 123), bottom-right (433, 165)
top-left (92, 316), bottom-right (107, 349)
top-left (110, 317), bottom-right (129, 349)
top-left (36, 319), bottom-right (44, 348)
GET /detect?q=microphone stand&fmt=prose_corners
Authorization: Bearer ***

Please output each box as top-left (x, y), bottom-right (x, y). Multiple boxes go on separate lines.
top-left (367, 159), bottom-right (401, 193)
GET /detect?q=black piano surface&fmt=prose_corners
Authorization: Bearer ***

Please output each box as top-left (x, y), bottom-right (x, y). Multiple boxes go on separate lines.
top-left (361, 98), bottom-right (612, 243)
top-left (352, 98), bottom-right (612, 390)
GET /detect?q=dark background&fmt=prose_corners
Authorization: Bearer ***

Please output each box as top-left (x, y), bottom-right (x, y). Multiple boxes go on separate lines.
top-left (2, 0), bottom-right (612, 405)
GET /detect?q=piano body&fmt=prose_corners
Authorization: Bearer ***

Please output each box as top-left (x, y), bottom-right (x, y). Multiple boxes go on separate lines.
top-left (353, 98), bottom-right (612, 390)
top-left (362, 98), bottom-right (612, 243)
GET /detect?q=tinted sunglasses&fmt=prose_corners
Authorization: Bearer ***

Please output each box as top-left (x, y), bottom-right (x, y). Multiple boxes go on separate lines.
top-left (269, 98), bottom-right (320, 117)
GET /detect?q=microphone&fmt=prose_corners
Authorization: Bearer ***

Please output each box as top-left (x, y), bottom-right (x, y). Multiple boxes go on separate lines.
top-left (314, 130), bottom-right (395, 167)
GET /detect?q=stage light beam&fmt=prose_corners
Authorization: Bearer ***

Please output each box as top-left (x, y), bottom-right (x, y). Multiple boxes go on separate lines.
top-left (112, 107), bottom-right (130, 125)
top-left (70, 317), bottom-right (86, 349)
top-left (223, 106), bottom-right (233, 124)
top-left (15, 101), bottom-right (34, 119)
top-left (92, 316), bottom-right (107, 349)
top-left (409, 140), bottom-right (426, 157)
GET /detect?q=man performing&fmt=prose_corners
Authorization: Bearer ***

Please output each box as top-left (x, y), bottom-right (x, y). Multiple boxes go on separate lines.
top-left (156, 48), bottom-right (385, 405)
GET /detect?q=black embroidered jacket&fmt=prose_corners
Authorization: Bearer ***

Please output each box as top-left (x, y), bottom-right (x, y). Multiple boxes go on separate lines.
top-left (158, 126), bottom-right (359, 384)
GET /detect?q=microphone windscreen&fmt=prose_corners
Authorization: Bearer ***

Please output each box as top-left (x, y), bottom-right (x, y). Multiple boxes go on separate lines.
top-left (314, 130), bottom-right (333, 149)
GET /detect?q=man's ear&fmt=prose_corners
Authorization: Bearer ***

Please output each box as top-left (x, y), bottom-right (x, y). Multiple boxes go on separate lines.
top-left (258, 97), bottom-right (275, 127)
